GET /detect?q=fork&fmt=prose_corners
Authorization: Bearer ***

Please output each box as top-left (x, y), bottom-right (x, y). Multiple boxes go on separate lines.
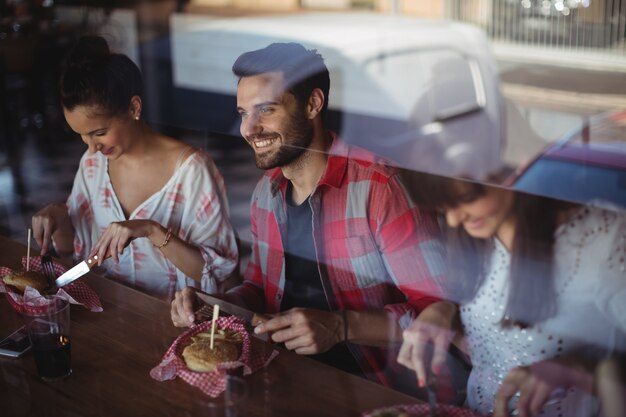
top-left (194, 304), bottom-right (214, 322)
top-left (41, 255), bottom-right (57, 289)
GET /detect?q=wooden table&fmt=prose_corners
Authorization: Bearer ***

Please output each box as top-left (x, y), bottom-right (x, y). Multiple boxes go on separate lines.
top-left (0, 235), bottom-right (418, 417)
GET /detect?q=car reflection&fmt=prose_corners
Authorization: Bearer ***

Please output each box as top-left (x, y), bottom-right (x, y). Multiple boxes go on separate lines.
top-left (506, 109), bottom-right (626, 209)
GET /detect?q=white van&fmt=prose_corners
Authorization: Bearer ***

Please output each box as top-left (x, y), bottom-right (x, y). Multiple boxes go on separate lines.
top-left (171, 12), bottom-right (506, 180)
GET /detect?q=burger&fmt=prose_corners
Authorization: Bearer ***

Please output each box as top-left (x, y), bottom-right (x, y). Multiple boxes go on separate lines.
top-left (182, 330), bottom-right (242, 373)
top-left (2, 270), bottom-right (49, 293)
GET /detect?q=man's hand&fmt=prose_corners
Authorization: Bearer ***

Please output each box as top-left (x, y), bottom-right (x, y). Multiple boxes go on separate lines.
top-left (171, 287), bottom-right (199, 327)
top-left (254, 308), bottom-right (344, 355)
top-left (397, 301), bottom-right (459, 387)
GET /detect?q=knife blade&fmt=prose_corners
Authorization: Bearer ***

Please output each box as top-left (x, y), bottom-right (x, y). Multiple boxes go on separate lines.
top-left (195, 291), bottom-right (260, 324)
top-left (195, 291), bottom-right (270, 341)
top-left (55, 254), bottom-right (102, 287)
top-left (426, 371), bottom-right (437, 417)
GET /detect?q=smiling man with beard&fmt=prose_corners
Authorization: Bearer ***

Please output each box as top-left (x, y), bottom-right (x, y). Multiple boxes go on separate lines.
top-left (171, 42), bottom-right (446, 396)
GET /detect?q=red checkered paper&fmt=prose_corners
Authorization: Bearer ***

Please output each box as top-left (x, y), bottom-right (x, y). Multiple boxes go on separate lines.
top-left (362, 404), bottom-right (481, 417)
top-left (0, 256), bottom-right (103, 313)
top-left (150, 316), bottom-right (278, 397)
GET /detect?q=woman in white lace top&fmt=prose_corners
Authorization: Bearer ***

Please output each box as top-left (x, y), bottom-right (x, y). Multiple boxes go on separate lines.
top-left (397, 175), bottom-right (626, 417)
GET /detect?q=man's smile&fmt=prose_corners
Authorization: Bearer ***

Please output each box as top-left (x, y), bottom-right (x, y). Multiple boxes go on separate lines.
top-left (251, 135), bottom-right (279, 149)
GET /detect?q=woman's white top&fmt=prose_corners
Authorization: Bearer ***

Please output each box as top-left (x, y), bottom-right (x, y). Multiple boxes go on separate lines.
top-left (462, 206), bottom-right (626, 416)
top-left (66, 149), bottom-right (238, 300)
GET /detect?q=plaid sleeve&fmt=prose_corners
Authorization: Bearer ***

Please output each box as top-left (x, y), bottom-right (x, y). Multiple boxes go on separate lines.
top-left (370, 174), bottom-right (446, 328)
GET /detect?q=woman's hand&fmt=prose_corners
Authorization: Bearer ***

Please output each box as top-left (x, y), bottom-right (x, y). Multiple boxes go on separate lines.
top-left (595, 356), bottom-right (626, 417)
top-left (494, 355), bottom-right (594, 417)
top-left (32, 202), bottom-right (74, 256)
top-left (91, 220), bottom-right (159, 264)
top-left (397, 301), bottom-right (460, 387)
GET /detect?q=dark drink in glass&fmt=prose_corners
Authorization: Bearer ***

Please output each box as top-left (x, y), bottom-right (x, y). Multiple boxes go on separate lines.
top-left (23, 295), bottom-right (72, 381)
top-left (32, 334), bottom-right (71, 379)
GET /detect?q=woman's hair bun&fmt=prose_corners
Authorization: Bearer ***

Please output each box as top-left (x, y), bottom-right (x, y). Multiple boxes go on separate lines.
top-left (65, 35), bottom-right (110, 72)
top-left (60, 34), bottom-right (143, 114)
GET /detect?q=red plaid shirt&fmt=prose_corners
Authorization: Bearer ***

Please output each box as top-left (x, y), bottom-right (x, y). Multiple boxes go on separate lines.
top-left (229, 134), bottom-right (445, 390)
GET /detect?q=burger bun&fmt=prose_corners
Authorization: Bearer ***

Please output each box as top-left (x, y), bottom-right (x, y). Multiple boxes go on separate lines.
top-left (2, 270), bottom-right (49, 293)
top-left (182, 338), bottom-right (240, 373)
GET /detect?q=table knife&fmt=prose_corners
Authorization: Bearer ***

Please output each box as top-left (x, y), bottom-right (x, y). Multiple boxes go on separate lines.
top-left (195, 291), bottom-right (270, 341)
top-left (55, 254), bottom-right (103, 287)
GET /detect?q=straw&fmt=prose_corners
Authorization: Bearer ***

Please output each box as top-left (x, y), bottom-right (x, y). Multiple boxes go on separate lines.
top-left (26, 228), bottom-right (31, 271)
top-left (209, 304), bottom-right (220, 349)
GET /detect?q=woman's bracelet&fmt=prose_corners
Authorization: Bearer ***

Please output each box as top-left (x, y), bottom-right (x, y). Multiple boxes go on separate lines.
top-left (154, 228), bottom-right (173, 249)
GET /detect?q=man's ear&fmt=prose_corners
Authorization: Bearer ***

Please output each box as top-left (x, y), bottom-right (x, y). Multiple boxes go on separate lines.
top-left (306, 88), bottom-right (325, 119)
top-left (129, 95), bottom-right (143, 120)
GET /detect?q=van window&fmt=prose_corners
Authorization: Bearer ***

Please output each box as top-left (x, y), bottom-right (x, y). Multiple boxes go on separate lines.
top-left (364, 49), bottom-right (485, 123)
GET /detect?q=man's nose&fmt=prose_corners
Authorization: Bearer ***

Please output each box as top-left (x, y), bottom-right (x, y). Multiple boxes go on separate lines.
top-left (240, 113), bottom-right (262, 138)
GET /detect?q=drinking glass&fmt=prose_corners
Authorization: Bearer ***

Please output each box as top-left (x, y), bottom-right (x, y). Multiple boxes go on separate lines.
top-left (196, 376), bottom-right (248, 417)
top-left (22, 295), bottom-right (71, 381)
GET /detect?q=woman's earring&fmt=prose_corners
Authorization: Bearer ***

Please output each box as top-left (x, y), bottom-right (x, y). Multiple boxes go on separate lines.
top-left (135, 115), bottom-right (140, 121)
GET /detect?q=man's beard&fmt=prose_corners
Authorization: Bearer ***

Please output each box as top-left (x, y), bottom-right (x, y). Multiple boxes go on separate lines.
top-left (252, 109), bottom-right (314, 170)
